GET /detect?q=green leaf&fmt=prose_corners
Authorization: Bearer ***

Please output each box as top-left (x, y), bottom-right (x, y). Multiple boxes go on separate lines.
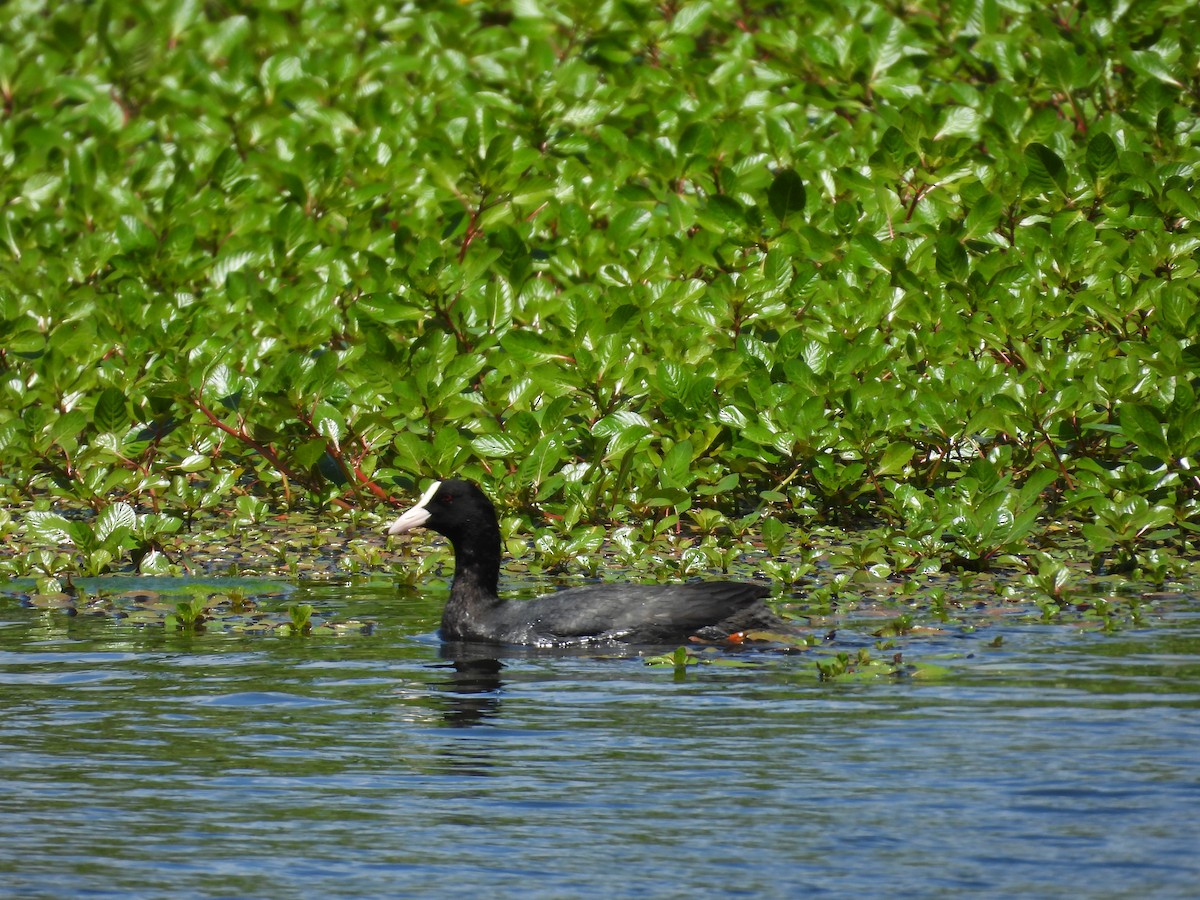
top-left (46, 411), bottom-right (89, 449)
top-left (313, 403), bottom-right (344, 447)
top-left (390, 431), bottom-right (431, 477)
top-left (935, 235), bottom-right (969, 283)
top-left (0, 420), bottom-right (27, 454)
top-left (168, 0), bottom-right (201, 39)
top-left (96, 503), bottom-right (137, 542)
top-left (761, 516), bottom-right (787, 556)
top-left (139, 549), bottom-right (173, 575)
top-left (472, 433), bottom-right (523, 458)
top-left (1124, 49), bottom-right (1184, 88)
top-left (21, 173), bottom-right (63, 208)
top-left (93, 388), bottom-right (129, 434)
top-left (294, 437), bottom-right (329, 470)
top-left (595, 411), bottom-right (652, 459)
top-left (832, 199), bottom-right (858, 232)
top-left (697, 472), bottom-right (739, 497)
top-left (517, 433), bottom-right (563, 486)
top-left (500, 330), bottom-right (568, 366)
top-left (356, 293), bottom-right (425, 324)
top-left (1085, 133), bottom-right (1118, 179)
top-left (705, 195), bottom-right (746, 229)
top-left (656, 361), bottom-right (688, 401)
top-left (669, 0), bottom-right (713, 35)
top-left (763, 247), bottom-right (792, 292)
top-left (607, 207), bottom-right (652, 246)
top-left (767, 169), bottom-right (806, 223)
top-left (209, 147), bottom-right (244, 191)
top-left (876, 442), bottom-right (915, 476)
top-left (66, 520), bottom-right (99, 552)
top-left (179, 453), bottom-right (212, 473)
top-left (1024, 142), bottom-right (1067, 195)
top-left (26, 512), bottom-right (72, 543)
top-left (678, 121), bottom-right (714, 157)
top-left (660, 439), bottom-right (694, 490)
top-left (1, 321), bottom-right (44, 353)
top-left (116, 215), bottom-right (157, 253)
top-left (963, 193), bottom-right (1003, 241)
top-left (210, 250), bottom-right (256, 287)
top-left (1018, 468), bottom-right (1058, 507)
top-left (1121, 404), bottom-right (1169, 462)
top-left (936, 106), bottom-right (979, 139)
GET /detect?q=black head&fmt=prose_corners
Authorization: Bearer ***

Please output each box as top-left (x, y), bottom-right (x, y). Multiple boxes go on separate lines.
top-left (385, 479), bottom-right (497, 540)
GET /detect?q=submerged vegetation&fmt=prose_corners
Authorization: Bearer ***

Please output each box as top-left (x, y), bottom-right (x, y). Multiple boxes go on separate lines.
top-left (2, 1), bottom-right (1199, 630)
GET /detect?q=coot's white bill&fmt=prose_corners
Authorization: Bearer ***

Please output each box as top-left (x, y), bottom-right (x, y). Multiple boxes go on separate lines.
top-left (386, 481), bottom-right (441, 535)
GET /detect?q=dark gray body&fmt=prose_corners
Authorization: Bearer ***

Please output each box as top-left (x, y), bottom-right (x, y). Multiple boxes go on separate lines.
top-left (441, 577), bottom-right (774, 646)
top-left (388, 479), bottom-right (783, 647)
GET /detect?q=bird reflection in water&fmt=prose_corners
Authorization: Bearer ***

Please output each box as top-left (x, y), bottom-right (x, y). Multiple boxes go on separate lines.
top-left (428, 643), bottom-right (505, 728)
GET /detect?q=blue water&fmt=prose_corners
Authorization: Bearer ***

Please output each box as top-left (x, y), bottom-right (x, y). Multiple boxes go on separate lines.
top-left (1, 579), bottom-right (1198, 898)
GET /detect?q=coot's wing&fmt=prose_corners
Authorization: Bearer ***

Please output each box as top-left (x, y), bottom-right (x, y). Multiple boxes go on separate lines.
top-left (518, 581), bottom-right (771, 644)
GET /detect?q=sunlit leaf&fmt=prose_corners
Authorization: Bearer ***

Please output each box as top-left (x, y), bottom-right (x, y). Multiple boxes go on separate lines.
top-left (472, 433), bottom-right (523, 457)
top-left (26, 512), bottom-right (72, 543)
top-left (96, 503), bottom-right (136, 542)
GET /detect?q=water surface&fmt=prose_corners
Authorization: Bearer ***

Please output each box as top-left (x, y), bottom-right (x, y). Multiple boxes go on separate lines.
top-left (2, 579), bottom-right (1198, 898)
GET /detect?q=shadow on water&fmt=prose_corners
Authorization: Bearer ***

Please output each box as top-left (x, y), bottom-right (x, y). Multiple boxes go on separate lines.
top-left (429, 649), bottom-right (505, 729)
top-left (428, 641), bottom-right (660, 729)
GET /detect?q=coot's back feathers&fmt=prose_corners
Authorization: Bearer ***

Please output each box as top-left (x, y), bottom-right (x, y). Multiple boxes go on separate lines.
top-left (447, 581), bottom-right (773, 645)
top-left (387, 479), bottom-right (782, 647)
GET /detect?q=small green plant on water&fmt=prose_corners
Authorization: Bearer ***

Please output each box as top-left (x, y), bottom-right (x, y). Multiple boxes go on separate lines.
top-left (1131, 548), bottom-right (1173, 591)
top-left (23, 549), bottom-right (73, 583)
top-left (387, 543), bottom-right (449, 587)
top-left (760, 559), bottom-right (814, 588)
top-left (698, 537), bottom-right (742, 575)
top-left (685, 508), bottom-right (728, 537)
top-left (1035, 598), bottom-right (1064, 624)
top-left (279, 603), bottom-right (314, 636)
top-left (1080, 598), bottom-right (1122, 633)
top-left (760, 517), bottom-right (790, 557)
top-left (166, 595), bottom-right (210, 632)
top-left (345, 538), bottom-right (388, 573)
top-left (531, 531), bottom-right (574, 574)
top-left (883, 460), bottom-right (1054, 572)
top-left (816, 650), bottom-right (862, 681)
top-left (645, 646), bottom-right (697, 680)
top-left (226, 590), bottom-right (253, 614)
top-left (234, 495), bottom-right (271, 526)
top-left (1082, 495), bottom-right (1177, 575)
top-left (1021, 553), bottom-right (1073, 604)
top-left (874, 614), bottom-right (915, 637)
top-left (669, 545), bottom-right (710, 579)
top-left (605, 525), bottom-right (643, 570)
top-left (816, 648), bottom-right (916, 682)
top-left (828, 536), bottom-right (888, 574)
top-left (802, 583), bottom-right (840, 616)
top-left (928, 588), bottom-right (950, 621)
top-left (19, 502), bottom-right (183, 579)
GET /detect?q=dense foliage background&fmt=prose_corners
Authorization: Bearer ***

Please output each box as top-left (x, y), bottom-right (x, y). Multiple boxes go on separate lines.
top-left (2, 0), bottom-right (1198, 584)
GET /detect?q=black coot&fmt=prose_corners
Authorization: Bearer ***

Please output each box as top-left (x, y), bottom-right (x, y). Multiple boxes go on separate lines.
top-left (386, 479), bottom-right (782, 646)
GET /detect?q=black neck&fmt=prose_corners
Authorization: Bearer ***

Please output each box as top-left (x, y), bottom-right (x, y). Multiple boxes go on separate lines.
top-left (445, 506), bottom-right (501, 599)
top-left (440, 515), bottom-right (504, 642)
